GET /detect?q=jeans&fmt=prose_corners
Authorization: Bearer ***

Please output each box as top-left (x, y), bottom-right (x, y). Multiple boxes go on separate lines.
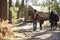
top-left (33, 20), bottom-right (37, 31)
top-left (54, 21), bottom-right (57, 28)
top-left (50, 20), bottom-right (55, 30)
top-left (39, 22), bottom-right (42, 30)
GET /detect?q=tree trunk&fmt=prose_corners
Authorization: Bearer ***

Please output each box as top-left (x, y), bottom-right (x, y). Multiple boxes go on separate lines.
top-left (9, 0), bottom-right (12, 23)
top-left (0, 0), bottom-right (2, 21)
top-left (17, 0), bottom-right (24, 19)
top-left (0, 0), bottom-right (7, 21)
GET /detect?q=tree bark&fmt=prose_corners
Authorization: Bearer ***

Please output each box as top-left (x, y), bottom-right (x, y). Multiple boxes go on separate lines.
top-left (17, 0), bottom-right (24, 19)
top-left (9, 0), bottom-right (12, 23)
top-left (0, 0), bottom-right (7, 21)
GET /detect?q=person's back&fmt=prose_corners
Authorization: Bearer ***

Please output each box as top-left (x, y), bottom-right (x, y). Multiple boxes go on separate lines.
top-left (49, 11), bottom-right (55, 21)
top-left (49, 11), bottom-right (55, 30)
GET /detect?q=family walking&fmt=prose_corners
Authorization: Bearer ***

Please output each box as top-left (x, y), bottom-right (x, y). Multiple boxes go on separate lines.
top-left (28, 9), bottom-right (59, 31)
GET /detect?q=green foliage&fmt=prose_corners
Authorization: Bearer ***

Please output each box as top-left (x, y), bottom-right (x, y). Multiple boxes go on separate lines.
top-left (10, 6), bottom-right (27, 23)
top-left (45, 0), bottom-right (60, 15)
top-left (50, 2), bottom-right (60, 15)
top-left (44, 18), bottom-right (49, 20)
top-left (11, 7), bottom-right (19, 23)
top-left (15, 0), bottom-right (20, 7)
top-left (24, 6), bottom-right (27, 13)
top-left (32, 0), bottom-right (39, 6)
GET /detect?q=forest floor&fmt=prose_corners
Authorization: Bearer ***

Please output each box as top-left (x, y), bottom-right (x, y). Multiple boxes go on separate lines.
top-left (8, 20), bottom-right (60, 40)
top-left (6, 16), bottom-right (60, 40)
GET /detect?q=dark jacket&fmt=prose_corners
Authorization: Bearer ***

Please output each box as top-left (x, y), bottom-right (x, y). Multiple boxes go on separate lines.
top-left (49, 11), bottom-right (55, 22)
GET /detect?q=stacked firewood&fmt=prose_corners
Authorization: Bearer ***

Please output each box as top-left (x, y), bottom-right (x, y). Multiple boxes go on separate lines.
top-left (0, 20), bottom-right (15, 40)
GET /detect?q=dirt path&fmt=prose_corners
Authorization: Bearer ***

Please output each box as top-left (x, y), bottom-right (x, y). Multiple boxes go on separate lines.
top-left (11, 21), bottom-right (60, 40)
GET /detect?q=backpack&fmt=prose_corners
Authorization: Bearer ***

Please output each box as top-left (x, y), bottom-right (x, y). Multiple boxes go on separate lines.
top-left (55, 14), bottom-right (59, 22)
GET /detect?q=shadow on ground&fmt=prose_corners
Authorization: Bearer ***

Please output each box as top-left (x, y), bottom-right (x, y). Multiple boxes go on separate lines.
top-left (13, 22), bottom-right (60, 40)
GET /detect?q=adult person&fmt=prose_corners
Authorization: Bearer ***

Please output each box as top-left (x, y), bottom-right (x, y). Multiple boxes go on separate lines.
top-left (31, 9), bottom-right (37, 31)
top-left (49, 11), bottom-right (55, 30)
top-left (39, 16), bottom-right (44, 30)
top-left (54, 12), bottom-right (59, 29)
top-left (37, 14), bottom-right (44, 30)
